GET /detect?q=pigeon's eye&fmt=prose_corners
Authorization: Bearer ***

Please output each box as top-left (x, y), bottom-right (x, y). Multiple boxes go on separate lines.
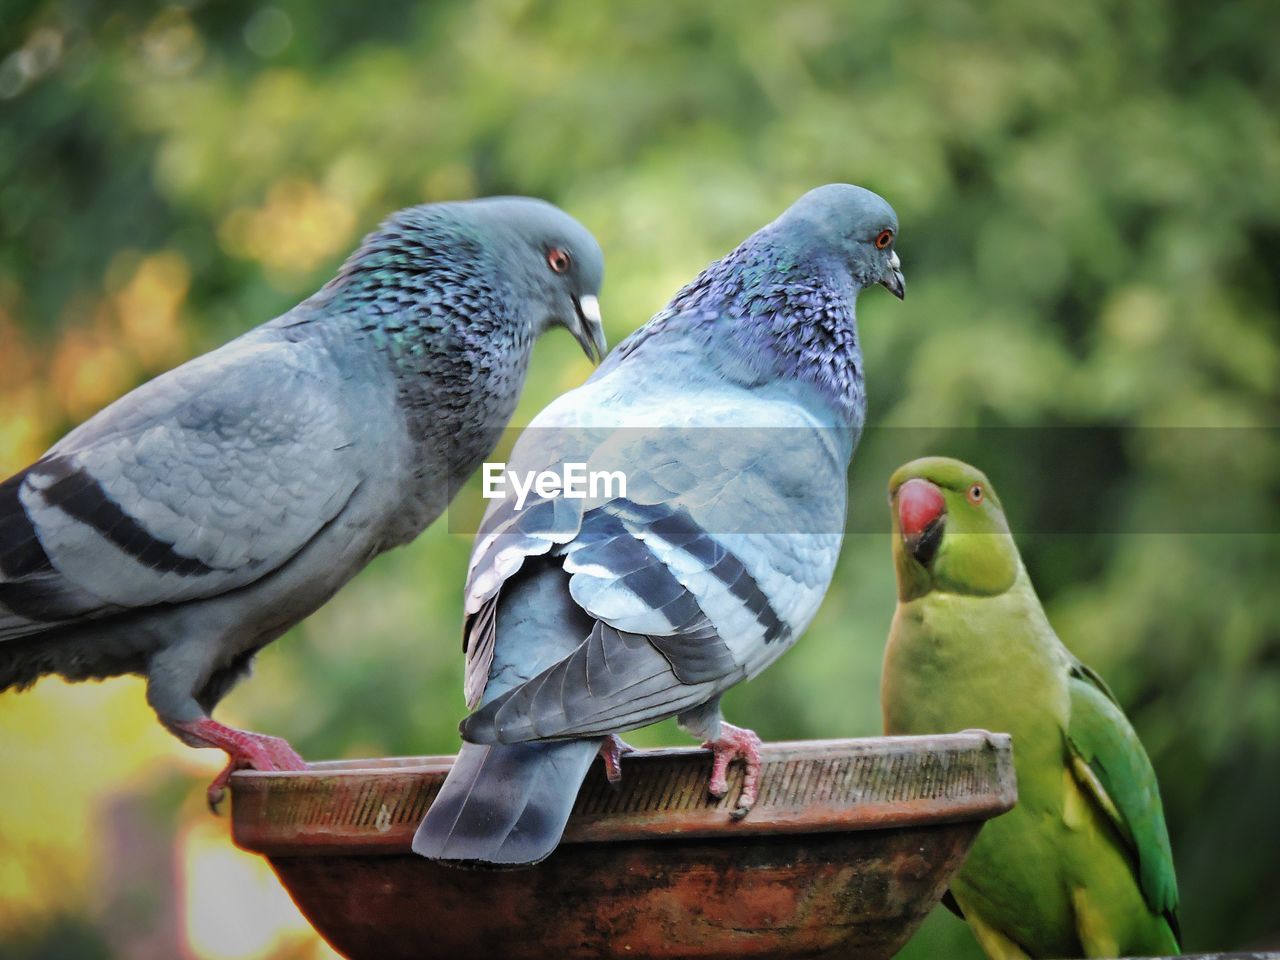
top-left (968, 484), bottom-right (984, 504)
top-left (547, 248), bottom-right (572, 274)
top-left (875, 229), bottom-right (894, 250)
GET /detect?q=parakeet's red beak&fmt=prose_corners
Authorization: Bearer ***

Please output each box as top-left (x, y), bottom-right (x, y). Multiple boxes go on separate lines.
top-left (897, 478), bottom-right (945, 565)
top-left (898, 478), bottom-right (944, 535)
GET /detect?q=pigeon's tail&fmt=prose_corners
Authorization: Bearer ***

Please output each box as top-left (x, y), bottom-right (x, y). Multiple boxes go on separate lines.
top-left (412, 738), bottom-right (601, 867)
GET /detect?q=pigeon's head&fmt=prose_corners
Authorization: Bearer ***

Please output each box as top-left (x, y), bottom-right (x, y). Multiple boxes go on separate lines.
top-left (462, 197), bottom-right (607, 362)
top-left (774, 184), bottom-right (905, 299)
top-left (888, 457), bottom-right (1020, 602)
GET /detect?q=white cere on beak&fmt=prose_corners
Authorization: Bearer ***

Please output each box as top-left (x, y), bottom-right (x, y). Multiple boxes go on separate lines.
top-left (577, 294), bottom-right (602, 326)
top-left (888, 250), bottom-right (901, 271)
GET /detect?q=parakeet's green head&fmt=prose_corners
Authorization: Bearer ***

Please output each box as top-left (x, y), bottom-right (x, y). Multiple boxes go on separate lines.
top-left (888, 457), bottom-right (1021, 601)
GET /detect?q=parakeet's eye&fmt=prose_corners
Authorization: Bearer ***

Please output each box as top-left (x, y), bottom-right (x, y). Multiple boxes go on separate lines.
top-left (547, 248), bottom-right (572, 274)
top-left (875, 229), bottom-right (894, 250)
top-left (968, 484), bottom-right (984, 504)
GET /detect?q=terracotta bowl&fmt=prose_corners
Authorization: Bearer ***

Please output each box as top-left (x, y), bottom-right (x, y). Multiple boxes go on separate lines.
top-left (231, 733), bottom-right (1015, 960)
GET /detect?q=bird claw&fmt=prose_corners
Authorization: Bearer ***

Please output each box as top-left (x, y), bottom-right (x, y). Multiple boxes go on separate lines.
top-left (172, 718), bottom-right (308, 814)
top-left (702, 723), bottom-right (763, 816)
top-left (206, 764), bottom-right (237, 814)
top-left (600, 734), bottom-right (636, 785)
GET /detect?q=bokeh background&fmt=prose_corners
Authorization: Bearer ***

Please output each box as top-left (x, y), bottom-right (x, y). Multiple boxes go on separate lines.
top-left (1, 2), bottom-right (1277, 958)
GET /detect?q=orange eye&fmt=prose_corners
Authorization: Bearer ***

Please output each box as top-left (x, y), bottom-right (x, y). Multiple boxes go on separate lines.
top-left (968, 484), bottom-right (983, 504)
top-left (547, 248), bottom-right (571, 273)
top-left (875, 229), bottom-right (894, 250)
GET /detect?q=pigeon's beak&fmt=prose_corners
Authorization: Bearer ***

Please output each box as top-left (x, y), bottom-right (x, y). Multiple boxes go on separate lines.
top-left (880, 250), bottom-right (905, 300)
top-left (569, 294), bottom-right (607, 364)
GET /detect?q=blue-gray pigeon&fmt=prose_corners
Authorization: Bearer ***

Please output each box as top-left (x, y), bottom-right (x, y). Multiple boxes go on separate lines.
top-left (0, 197), bottom-right (605, 809)
top-left (412, 183), bottom-right (904, 866)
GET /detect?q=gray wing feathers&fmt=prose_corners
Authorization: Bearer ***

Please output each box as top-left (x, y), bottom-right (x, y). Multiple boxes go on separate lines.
top-left (463, 496), bottom-right (585, 707)
top-left (464, 619), bottom-right (728, 743)
top-left (461, 598), bottom-right (499, 709)
top-left (465, 496), bottom-right (583, 616)
top-left (0, 467), bottom-right (117, 639)
top-left (0, 336), bottom-right (363, 634)
top-left (562, 511), bottom-right (709, 636)
top-left (472, 554), bottom-right (594, 710)
top-left (463, 501), bottom-right (783, 744)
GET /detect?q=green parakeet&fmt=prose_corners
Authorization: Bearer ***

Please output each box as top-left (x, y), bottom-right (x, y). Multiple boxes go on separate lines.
top-left (881, 457), bottom-right (1180, 959)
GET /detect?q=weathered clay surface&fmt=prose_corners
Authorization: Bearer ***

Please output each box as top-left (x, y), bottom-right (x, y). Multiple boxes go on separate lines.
top-left (231, 733), bottom-right (1016, 960)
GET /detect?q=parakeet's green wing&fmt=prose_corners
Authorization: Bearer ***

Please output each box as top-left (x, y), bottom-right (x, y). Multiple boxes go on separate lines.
top-left (1064, 661), bottom-right (1181, 945)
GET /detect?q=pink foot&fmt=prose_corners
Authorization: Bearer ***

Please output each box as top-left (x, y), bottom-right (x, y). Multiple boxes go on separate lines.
top-left (599, 734), bottom-right (636, 785)
top-left (702, 722), bottom-right (763, 818)
top-left (172, 718), bottom-right (307, 813)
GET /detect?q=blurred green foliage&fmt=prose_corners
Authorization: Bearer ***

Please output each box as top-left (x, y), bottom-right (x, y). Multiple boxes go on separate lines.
top-left (1, 1), bottom-right (1277, 957)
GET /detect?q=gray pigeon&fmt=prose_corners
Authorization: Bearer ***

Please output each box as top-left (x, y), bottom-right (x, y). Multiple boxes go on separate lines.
top-left (0, 197), bottom-right (605, 808)
top-left (412, 183), bottom-right (904, 866)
